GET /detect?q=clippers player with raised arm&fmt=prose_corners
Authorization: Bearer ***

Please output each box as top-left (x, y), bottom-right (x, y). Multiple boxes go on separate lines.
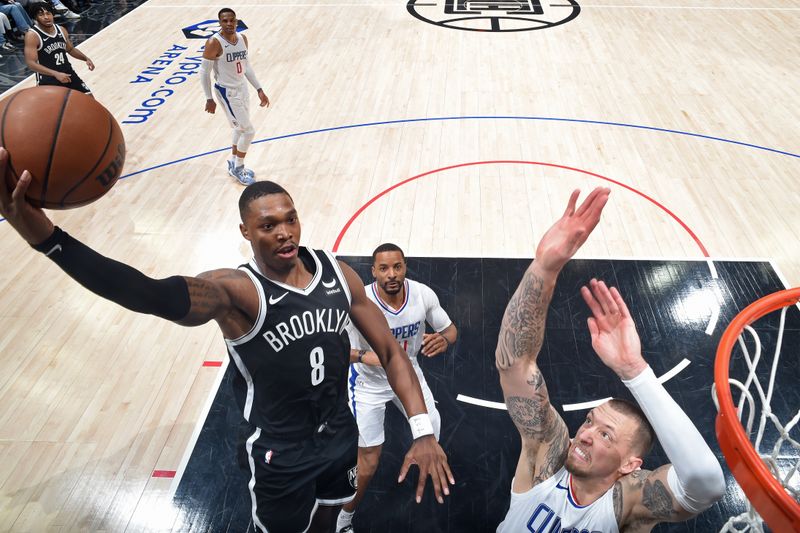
top-left (199, 7), bottom-right (270, 186)
top-left (495, 187), bottom-right (725, 532)
top-left (336, 244), bottom-right (458, 533)
top-left (0, 160), bottom-right (455, 533)
top-left (24, 2), bottom-right (93, 94)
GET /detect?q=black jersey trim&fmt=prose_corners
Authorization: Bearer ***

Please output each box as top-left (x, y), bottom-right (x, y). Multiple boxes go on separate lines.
top-left (247, 247), bottom-right (322, 296)
top-left (325, 251), bottom-right (352, 305)
top-left (224, 267), bottom-right (267, 345)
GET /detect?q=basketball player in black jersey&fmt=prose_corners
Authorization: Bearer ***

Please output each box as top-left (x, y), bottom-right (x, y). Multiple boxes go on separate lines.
top-left (0, 150), bottom-right (454, 533)
top-left (24, 2), bottom-right (93, 94)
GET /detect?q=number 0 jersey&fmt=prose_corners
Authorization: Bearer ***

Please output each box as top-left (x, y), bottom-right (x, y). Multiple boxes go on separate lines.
top-left (226, 248), bottom-right (355, 441)
top-left (211, 31), bottom-right (249, 88)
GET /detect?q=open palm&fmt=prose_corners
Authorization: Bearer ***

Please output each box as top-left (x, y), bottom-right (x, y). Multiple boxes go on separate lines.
top-left (535, 187), bottom-right (610, 274)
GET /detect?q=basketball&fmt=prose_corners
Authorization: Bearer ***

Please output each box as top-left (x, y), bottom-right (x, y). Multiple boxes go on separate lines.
top-left (0, 86), bottom-right (125, 209)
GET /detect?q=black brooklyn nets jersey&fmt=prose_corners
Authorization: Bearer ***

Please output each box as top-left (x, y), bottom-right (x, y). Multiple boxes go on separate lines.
top-left (31, 25), bottom-right (75, 79)
top-left (226, 247), bottom-right (354, 440)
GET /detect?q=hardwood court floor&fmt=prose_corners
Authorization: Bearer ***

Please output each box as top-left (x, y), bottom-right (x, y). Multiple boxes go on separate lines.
top-left (0, 0), bottom-right (798, 531)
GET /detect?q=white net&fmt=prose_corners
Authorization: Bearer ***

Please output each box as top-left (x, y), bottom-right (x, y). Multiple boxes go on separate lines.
top-left (712, 303), bottom-right (800, 533)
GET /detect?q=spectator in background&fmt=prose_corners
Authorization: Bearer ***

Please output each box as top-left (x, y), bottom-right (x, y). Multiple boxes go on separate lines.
top-left (0, 1), bottom-right (32, 37)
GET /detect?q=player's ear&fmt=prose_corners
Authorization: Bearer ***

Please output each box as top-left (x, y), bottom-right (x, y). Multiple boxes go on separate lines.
top-left (239, 222), bottom-right (250, 241)
top-left (619, 456), bottom-right (643, 476)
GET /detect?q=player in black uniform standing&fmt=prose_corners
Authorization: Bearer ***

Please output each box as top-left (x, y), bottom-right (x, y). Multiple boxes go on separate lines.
top-left (0, 152), bottom-right (454, 533)
top-left (23, 2), bottom-right (93, 94)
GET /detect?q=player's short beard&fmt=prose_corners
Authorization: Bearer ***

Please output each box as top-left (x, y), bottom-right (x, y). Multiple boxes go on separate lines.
top-left (382, 280), bottom-right (402, 295)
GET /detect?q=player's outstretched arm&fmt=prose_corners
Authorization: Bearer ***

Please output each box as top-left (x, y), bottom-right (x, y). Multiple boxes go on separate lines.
top-left (497, 187), bottom-right (609, 491)
top-left (0, 151), bottom-right (239, 328)
top-left (581, 279), bottom-right (726, 528)
top-left (339, 261), bottom-right (455, 503)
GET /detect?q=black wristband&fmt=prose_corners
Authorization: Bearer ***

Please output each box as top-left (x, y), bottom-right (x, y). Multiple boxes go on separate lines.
top-left (357, 349), bottom-right (367, 363)
top-left (31, 226), bottom-right (64, 255)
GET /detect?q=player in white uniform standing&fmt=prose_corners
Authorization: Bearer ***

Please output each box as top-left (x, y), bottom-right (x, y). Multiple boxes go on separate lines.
top-left (199, 7), bottom-right (270, 186)
top-left (495, 187), bottom-right (725, 532)
top-left (336, 243), bottom-right (458, 533)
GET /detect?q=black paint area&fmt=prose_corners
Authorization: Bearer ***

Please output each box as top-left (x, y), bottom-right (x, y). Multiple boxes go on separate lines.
top-left (172, 258), bottom-right (798, 532)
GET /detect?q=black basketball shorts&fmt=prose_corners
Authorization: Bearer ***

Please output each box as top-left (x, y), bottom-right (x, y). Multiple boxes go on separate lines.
top-left (238, 421), bottom-right (358, 532)
top-left (37, 72), bottom-right (91, 94)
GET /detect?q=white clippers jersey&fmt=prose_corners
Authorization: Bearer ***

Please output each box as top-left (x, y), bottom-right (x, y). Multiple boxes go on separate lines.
top-left (211, 32), bottom-right (248, 88)
top-left (497, 467), bottom-right (619, 533)
top-left (348, 279), bottom-right (451, 384)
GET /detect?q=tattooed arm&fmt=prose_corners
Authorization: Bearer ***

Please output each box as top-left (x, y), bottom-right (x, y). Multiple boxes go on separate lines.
top-left (496, 188), bottom-right (610, 493)
top-left (616, 466), bottom-right (694, 531)
top-left (584, 281), bottom-right (725, 529)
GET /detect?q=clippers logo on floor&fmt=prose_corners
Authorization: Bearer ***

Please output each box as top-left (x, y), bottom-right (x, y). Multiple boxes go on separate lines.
top-left (407, 0), bottom-right (580, 32)
top-left (182, 19), bottom-right (249, 39)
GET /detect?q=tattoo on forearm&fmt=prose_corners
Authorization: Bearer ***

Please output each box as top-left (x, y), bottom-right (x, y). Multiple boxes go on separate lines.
top-left (496, 270), bottom-right (548, 369)
top-left (642, 478), bottom-right (678, 520)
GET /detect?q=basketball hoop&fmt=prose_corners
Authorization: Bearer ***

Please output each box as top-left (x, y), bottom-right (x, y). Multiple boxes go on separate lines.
top-left (713, 287), bottom-right (800, 532)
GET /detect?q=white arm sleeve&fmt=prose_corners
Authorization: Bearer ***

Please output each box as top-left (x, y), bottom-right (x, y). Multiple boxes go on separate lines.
top-left (623, 366), bottom-right (726, 514)
top-left (199, 58), bottom-right (214, 100)
top-left (244, 62), bottom-right (263, 92)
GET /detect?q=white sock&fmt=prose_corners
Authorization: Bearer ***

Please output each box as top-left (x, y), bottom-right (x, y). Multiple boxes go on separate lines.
top-left (336, 509), bottom-right (354, 530)
top-left (235, 156), bottom-right (244, 168)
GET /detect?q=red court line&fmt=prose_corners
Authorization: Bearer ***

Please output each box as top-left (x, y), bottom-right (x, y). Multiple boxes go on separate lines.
top-left (332, 160), bottom-right (709, 257)
top-left (202, 361), bottom-right (223, 367)
top-left (152, 470), bottom-right (176, 478)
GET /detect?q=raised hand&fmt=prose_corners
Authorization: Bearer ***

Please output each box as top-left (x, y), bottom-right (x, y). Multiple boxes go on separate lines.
top-left (535, 187), bottom-right (610, 274)
top-left (398, 435), bottom-right (455, 504)
top-left (580, 279), bottom-right (647, 380)
top-left (0, 148), bottom-right (54, 245)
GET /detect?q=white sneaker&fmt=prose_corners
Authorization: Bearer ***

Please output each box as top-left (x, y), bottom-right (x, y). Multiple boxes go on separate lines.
top-left (232, 165), bottom-right (256, 186)
top-left (62, 10), bottom-right (81, 19)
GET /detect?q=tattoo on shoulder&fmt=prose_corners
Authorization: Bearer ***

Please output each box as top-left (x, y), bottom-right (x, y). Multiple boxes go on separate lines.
top-left (641, 477), bottom-right (678, 520)
top-left (613, 481), bottom-right (623, 524)
top-left (533, 422), bottom-right (569, 483)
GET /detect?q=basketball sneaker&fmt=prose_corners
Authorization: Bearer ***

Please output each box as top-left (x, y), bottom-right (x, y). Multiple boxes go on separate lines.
top-left (336, 526), bottom-right (354, 533)
top-left (227, 159), bottom-right (235, 176)
top-left (232, 165), bottom-right (256, 186)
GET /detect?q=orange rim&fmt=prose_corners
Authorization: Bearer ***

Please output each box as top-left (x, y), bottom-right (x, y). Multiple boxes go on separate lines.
top-left (715, 287), bottom-right (800, 531)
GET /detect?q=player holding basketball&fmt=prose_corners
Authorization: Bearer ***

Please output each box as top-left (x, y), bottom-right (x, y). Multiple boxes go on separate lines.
top-left (199, 7), bottom-right (269, 186)
top-left (0, 158), bottom-right (454, 533)
top-left (495, 187), bottom-right (725, 532)
top-left (336, 243), bottom-right (458, 533)
top-left (24, 2), bottom-right (94, 94)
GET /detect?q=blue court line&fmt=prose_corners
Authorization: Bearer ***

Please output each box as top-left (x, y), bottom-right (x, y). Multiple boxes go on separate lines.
top-left (122, 115), bottom-right (798, 180)
top-left (3, 115), bottom-right (798, 223)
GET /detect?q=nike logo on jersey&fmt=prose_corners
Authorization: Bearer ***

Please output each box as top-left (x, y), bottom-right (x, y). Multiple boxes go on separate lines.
top-left (322, 278), bottom-right (337, 288)
top-left (268, 292), bottom-right (289, 305)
